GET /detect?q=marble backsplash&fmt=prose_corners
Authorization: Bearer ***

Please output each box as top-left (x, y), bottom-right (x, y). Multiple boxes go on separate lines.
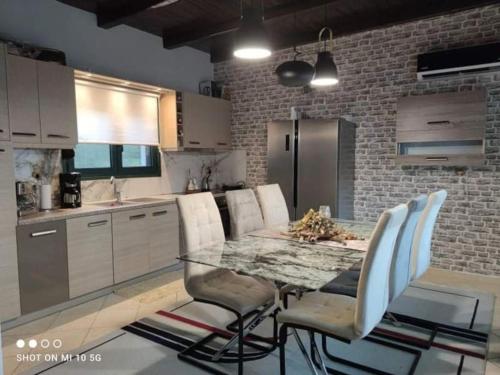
top-left (14, 148), bottom-right (247, 206)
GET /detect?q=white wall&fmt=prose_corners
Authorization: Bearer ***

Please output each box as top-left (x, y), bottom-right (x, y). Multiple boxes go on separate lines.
top-left (0, 0), bottom-right (213, 92)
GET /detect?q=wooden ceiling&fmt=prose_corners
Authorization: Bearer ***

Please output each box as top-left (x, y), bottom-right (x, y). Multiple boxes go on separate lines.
top-left (58, 0), bottom-right (497, 63)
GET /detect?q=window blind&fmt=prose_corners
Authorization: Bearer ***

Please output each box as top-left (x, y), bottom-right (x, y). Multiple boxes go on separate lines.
top-left (75, 80), bottom-right (159, 145)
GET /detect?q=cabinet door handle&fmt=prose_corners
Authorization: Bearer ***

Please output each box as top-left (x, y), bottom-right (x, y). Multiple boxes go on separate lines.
top-left (189, 141), bottom-right (200, 145)
top-left (47, 134), bottom-right (71, 139)
top-left (0, 129), bottom-right (4, 133)
top-left (0, 149), bottom-right (5, 153)
top-left (129, 213), bottom-right (146, 220)
top-left (12, 132), bottom-right (37, 137)
top-left (285, 134), bottom-right (290, 151)
top-left (152, 210), bottom-right (167, 217)
top-left (88, 220), bottom-right (108, 227)
top-left (427, 120), bottom-right (451, 126)
top-left (217, 142), bottom-right (228, 146)
top-left (425, 157), bottom-right (449, 161)
top-left (31, 229), bottom-right (57, 237)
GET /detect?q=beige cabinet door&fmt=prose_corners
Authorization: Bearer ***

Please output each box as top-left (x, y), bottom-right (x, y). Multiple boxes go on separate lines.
top-left (6, 55), bottom-right (41, 144)
top-left (0, 142), bottom-right (21, 321)
top-left (38, 61), bottom-right (77, 146)
top-left (147, 204), bottom-right (179, 272)
top-left (0, 44), bottom-right (9, 141)
top-left (67, 214), bottom-right (113, 298)
top-left (112, 208), bottom-right (150, 283)
top-left (212, 98), bottom-right (232, 150)
top-left (183, 92), bottom-right (215, 149)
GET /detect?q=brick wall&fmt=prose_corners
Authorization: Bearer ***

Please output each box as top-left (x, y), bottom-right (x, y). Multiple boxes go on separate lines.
top-left (214, 5), bottom-right (500, 276)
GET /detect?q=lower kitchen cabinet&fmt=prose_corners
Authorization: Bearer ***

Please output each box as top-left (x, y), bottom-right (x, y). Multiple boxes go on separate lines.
top-left (112, 208), bottom-right (150, 283)
top-left (0, 142), bottom-right (20, 321)
top-left (16, 220), bottom-right (69, 315)
top-left (147, 204), bottom-right (179, 272)
top-left (112, 204), bottom-right (180, 283)
top-left (67, 214), bottom-right (113, 298)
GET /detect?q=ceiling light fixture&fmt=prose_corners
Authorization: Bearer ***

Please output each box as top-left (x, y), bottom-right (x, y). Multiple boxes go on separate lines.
top-left (311, 27), bottom-right (338, 86)
top-left (233, 0), bottom-right (271, 60)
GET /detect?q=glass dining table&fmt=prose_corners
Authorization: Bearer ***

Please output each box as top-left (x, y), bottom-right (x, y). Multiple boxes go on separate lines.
top-left (178, 219), bottom-right (376, 291)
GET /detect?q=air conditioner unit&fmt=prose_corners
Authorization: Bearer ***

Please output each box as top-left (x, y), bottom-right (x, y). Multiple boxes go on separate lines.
top-left (417, 42), bottom-right (500, 80)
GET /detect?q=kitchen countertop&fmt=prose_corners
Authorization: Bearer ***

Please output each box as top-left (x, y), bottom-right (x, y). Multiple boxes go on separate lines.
top-left (17, 190), bottom-right (228, 226)
top-left (17, 194), bottom-right (180, 226)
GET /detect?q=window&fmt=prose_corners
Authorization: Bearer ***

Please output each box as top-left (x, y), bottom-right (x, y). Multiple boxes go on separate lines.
top-left (71, 144), bottom-right (161, 180)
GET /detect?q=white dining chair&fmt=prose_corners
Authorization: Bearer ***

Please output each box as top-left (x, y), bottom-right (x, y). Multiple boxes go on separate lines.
top-left (410, 189), bottom-right (448, 282)
top-left (226, 189), bottom-right (264, 240)
top-left (176, 192), bottom-right (275, 375)
top-left (256, 184), bottom-right (290, 228)
top-left (277, 204), bottom-right (409, 375)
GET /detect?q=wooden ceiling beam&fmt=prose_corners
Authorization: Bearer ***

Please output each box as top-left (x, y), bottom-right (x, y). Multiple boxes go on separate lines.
top-left (97, 0), bottom-right (175, 29)
top-left (162, 0), bottom-right (340, 49)
top-left (209, 0), bottom-right (500, 62)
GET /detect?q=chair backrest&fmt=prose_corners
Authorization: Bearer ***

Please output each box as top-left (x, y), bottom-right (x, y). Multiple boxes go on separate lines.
top-left (389, 195), bottom-right (428, 302)
top-left (411, 190), bottom-right (447, 281)
top-left (256, 184), bottom-right (290, 228)
top-left (226, 189), bottom-right (264, 240)
top-left (354, 204), bottom-right (408, 338)
top-left (176, 193), bottom-right (226, 295)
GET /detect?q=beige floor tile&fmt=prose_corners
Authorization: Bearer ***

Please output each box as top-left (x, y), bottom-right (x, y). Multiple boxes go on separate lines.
top-left (91, 306), bottom-right (139, 329)
top-left (31, 328), bottom-right (89, 356)
top-left (82, 326), bottom-right (118, 346)
top-left (136, 294), bottom-right (177, 320)
top-left (2, 334), bottom-right (32, 358)
top-left (2, 355), bottom-right (20, 375)
top-left (4, 314), bottom-right (59, 337)
top-left (48, 299), bottom-right (104, 333)
top-left (486, 360), bottom-right (500, 374)
top-left (422, 268), bottom-right (500, 297)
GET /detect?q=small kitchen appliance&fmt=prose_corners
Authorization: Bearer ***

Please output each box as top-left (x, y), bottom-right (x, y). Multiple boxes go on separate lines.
top-left (15, 181), bottom-right (38, 217)
top-left (59, 172), bottom-right (82, 208)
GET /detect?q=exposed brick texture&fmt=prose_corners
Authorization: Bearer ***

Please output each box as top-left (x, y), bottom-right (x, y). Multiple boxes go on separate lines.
top-left (214, 5), bottom-right (500, 275)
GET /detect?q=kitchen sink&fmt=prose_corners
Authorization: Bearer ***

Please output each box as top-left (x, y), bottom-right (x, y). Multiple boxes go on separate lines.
top-left (90, 201), bottom-right (135, 208)
top-left (125, 197), bottom-right (166, 203)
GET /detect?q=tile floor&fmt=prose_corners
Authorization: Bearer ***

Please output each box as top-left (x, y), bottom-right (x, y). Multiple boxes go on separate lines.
top-left (1, 267), bottom-right (499, 375)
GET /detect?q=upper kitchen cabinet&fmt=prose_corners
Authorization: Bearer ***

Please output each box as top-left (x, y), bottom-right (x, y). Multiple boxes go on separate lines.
top-left (0, 44), bottom-right (9, 141)
top-left (6, 54), bottom-right (77, 148)
top-left (160, 91), bottom-right (232, 151)
top-left (6, 54), bottom-right (41, 144)
top-left (38, 61), bottom-right (78, 146)
top-left (396, 90), bottom-right (486, 166)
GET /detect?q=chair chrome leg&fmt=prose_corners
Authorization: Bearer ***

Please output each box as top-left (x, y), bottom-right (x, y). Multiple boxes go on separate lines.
top-left (292, 328), bottom-right (320, 375)
top-left (279, 325), bottom-right (288, 375)
top-left (309, 332), bottom-right (328, 375)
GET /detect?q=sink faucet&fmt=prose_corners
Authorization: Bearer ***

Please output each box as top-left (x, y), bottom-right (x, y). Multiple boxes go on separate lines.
top-left (110, 176), bottom-right (122, 203)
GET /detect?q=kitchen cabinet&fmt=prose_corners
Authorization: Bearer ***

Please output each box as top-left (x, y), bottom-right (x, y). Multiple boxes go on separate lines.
top-left (6, 54), bottom-right (41, 144)
top-left (0, 44), bottom-right (9, 141)
top-left (112, 207), bottom-right (150, 283)
top-left (160, 91), bottom-right (231, 151)
top-left (16, 220), bottom-right (69, 315)
top-left (38, 61), bottom-right (78, 146)
top-left (0, 142), bottom-right (20, 321)
top-left (67, 214), bottom-right (113, 298)
top-left (112, 204), bottom-right (180, 283)
top-left (396, 90), bottom-right (486, 166)
top-left (147, 204), bottom-right (179, 272)
top-left (6, 54), bottom-right (77, 148)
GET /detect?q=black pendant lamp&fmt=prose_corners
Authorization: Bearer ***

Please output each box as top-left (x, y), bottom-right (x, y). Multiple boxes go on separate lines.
top-left (275, 47), bottom-right (314, 87)
top-left (233, 1), bottom-right (271, 60)
top-left (311, 27), bottom-right (339, 86)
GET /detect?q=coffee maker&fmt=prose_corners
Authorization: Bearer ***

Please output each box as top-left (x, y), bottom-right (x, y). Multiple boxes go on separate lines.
top-left (59, 172), bottom-right (82, 208)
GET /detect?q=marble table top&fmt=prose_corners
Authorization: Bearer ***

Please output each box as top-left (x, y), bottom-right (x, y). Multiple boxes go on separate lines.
top-left (179, 219), bottom-right (375, 289)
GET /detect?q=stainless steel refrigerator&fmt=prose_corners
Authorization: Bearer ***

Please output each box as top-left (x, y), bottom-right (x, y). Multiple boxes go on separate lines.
top-left (267, 118), bottom-right (355, 220)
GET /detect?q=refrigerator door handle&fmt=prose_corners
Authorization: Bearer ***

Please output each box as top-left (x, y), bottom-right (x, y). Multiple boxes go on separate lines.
top-left (285, 134), bottom-right (290, 151)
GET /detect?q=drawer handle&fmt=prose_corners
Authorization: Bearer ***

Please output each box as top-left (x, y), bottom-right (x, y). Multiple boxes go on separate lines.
top-left (427, 120), bottom-right (451, 126)
top-left (13, 132), bottom-right (37, 137)
top-left (0, 129), bottom-right (4, 133)
top-left (31, 229), bottom-right (57, 237)
top-left (189, 141), bottom-right (200, 145)
top-left (217, 142), bottom-right (228, 146)
top-left (153, 210), bottom-right (167, 217)
top-left (0, 149), bottom-right (5, 153)
top-left (88, 220), bottom-right (108, 227)
top-left (129, 214), bottom-right (146, 220)
top-left (425, 157), bottom-right (449, 161)
top-left (47, 134), bottom-right (71, 139)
